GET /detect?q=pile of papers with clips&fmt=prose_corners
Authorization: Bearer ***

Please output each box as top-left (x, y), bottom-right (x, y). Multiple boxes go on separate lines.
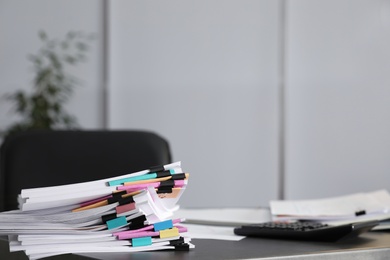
top-left (0, 161), bottom-right (193, 260)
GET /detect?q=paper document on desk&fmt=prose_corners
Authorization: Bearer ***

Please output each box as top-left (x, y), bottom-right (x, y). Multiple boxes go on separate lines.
top-left (172, 208), bottom-right (269, 241)
top-left (270, 189), bottom-right (390, 222)
top-left (174, 208), bottom-right (272, 226)
top-left (180, 223), bottom-right (245, 241)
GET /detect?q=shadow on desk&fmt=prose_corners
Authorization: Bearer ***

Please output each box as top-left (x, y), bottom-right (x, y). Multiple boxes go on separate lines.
top-left (2, 232), bottom-right (390, 260)
top-left (0, 238), bottom-right (91, 260)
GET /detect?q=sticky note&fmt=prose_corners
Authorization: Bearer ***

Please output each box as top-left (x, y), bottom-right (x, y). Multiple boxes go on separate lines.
top-left (159, 227), bottom-right (179, 238)
top-left (116, 202), bottom-right (136, 214)
top-left (106, 216), bottom-right (127, 230)
top-left (132, 236), bottom-right (152, 247)
top-left (154, 219), bottom-right (173, 231)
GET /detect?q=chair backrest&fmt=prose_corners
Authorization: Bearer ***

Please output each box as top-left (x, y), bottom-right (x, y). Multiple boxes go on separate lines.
top-left (0, 130), bottom-right (172, 211)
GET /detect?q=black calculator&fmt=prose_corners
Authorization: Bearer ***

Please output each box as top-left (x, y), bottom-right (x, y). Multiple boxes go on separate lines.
top-left (234, 220), bottom-right (378, 242)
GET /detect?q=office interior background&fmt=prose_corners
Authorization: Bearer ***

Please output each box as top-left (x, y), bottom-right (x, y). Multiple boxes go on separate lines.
top-left (1, 0), bottom-right (390, 208)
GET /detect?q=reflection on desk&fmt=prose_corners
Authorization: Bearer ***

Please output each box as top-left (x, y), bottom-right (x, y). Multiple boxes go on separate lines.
top-left (3, 231), bottom-right (390, 260)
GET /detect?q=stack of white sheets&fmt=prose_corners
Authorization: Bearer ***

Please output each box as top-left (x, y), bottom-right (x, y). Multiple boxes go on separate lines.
top-left (0, 161), bottom-right (193, 259)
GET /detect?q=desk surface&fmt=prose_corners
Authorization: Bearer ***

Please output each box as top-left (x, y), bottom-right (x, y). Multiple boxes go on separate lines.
top-left (2, 231), bottom-right (390, 260)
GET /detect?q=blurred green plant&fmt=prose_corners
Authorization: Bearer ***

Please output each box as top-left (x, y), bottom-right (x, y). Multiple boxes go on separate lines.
top-left (2, 30), bottom-right (93, 137)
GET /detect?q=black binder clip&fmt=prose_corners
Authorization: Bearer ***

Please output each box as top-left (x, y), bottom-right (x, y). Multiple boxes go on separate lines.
top-left (101, 213), bottom-right (117, 223)
top-left (149, 165), bottom-right (165, 172)
top-left (355, 210), bottom-right (366, 216)
top-left (174, 243), bottom-right (190, 251)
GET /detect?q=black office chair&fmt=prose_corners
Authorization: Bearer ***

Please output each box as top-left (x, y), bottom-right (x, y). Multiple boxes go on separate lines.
top-left (0, 130), bottom-right (172, 211)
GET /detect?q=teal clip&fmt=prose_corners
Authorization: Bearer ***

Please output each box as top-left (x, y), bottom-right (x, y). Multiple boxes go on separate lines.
top-left (108, 173), bottom-right (157, 186)
top-left (106, 216), bottom-right (127, 230)
top-left (132, 236), bottom-right (152, 247)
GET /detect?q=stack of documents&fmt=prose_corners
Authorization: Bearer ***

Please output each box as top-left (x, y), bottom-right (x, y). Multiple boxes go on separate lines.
top-left (0, 161), bottom-right (194, 260)
top-left (270, 189), bottom-right (390, 229)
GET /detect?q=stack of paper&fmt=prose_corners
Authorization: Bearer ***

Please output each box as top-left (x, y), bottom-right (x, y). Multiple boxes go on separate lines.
top-left (0, 161), bottom-right (194, 260)
top-left (269, 189), bottom-right (390, 228)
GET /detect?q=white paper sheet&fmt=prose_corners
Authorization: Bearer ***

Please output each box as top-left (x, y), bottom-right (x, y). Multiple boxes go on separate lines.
top-left (181, 223), bottom-right (245, 241)
top-left (174, 207), bottom-right (272, 226)
top-left (270, 189), bottom-right (390, 221)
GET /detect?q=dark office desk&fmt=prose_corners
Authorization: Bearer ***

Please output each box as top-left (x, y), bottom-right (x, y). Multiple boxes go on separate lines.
top-left (2, 231), bottom-right (390, 260)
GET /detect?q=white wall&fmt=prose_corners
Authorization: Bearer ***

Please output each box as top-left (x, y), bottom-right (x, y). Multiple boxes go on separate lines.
top-left (1, 0), bottom-right (390, 207)
top-left (285, 0), bottom-right (390, 199)
top-left (0, 0), bottom-right (104, 130)
top-left (109, 0), bottom-right (281, 208)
